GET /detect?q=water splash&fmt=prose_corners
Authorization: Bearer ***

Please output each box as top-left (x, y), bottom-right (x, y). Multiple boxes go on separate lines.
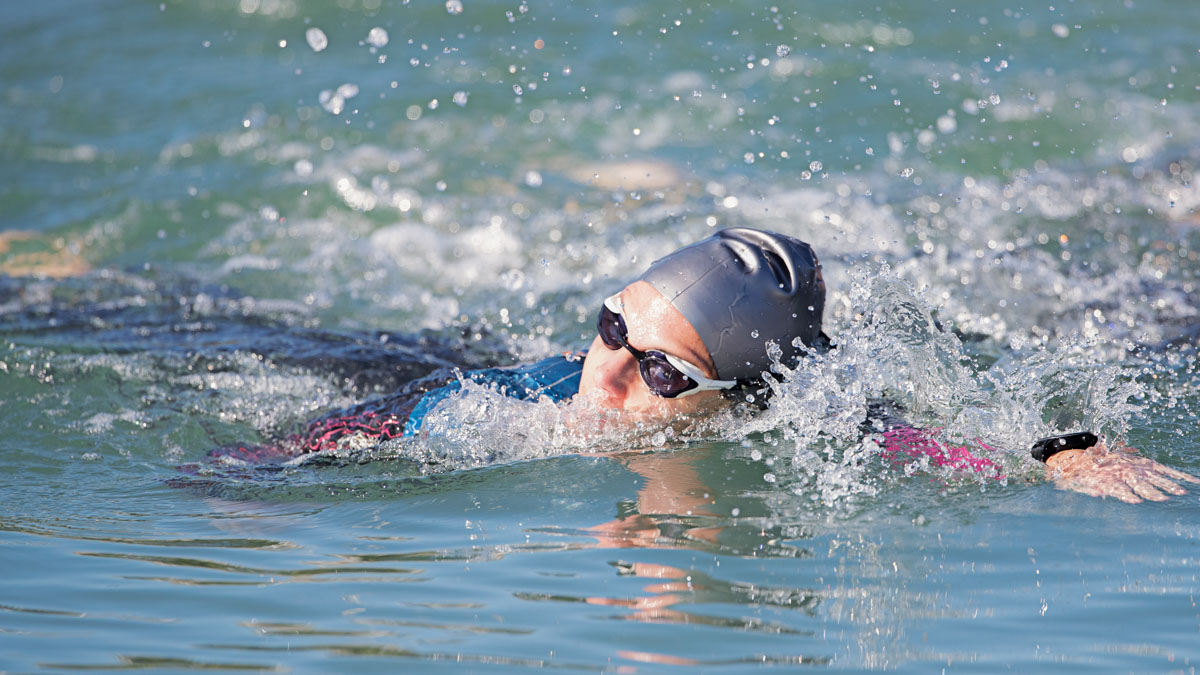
top-left (724, 264), bottom-right (1149, 504)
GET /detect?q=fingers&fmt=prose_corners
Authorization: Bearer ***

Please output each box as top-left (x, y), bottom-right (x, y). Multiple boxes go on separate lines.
top-left (1139, 471), bottom-right (1188, 497)
top-left (1105, 481), bottom-right (1143, 504)
top-left (1054, 473), bottom-right (1142, 503)
top-left (1126, 476), bottom-right (1170, 503)
top-left (1157, 464), bottom-right (1200, 484)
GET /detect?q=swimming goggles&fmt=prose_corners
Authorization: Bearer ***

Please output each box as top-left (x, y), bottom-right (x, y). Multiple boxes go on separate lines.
top-left (596, 293), bottom-right (738, 398)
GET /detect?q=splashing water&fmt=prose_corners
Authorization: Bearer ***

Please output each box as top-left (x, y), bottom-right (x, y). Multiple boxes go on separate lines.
top-left (723, 264), bottom-right (1148, 504)
top-left (319, 379), bottom-right (689, 473)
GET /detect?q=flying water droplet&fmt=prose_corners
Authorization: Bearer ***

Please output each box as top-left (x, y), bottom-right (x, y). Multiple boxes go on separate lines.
top-left (445, 0), bottom-right (463, 15)
top-left (305, 27), bottom-right (328, 52)
top-left (366, 27), bottom-right (389, 48)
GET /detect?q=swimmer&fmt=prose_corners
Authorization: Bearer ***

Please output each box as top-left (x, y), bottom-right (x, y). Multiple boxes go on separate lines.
top-left (207, 227), bottom-right (1196, 504)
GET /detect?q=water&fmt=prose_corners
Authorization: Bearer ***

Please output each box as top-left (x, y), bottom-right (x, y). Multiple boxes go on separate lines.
top-left (3, 0), bottom-right (1199, 671)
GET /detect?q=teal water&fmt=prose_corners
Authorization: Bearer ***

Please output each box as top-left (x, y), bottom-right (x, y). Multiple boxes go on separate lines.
top-left (3, 0), bottom-right (1199, 671)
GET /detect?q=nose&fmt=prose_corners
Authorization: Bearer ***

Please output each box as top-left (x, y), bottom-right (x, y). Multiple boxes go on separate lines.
top-left (590, 350), bottom-right (638, 408)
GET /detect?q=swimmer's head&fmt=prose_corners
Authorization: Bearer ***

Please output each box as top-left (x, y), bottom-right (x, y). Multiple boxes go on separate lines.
top-left (579, 228), bottom-right (824, 415)
top-left (639, 227), bottom-right (825, 382)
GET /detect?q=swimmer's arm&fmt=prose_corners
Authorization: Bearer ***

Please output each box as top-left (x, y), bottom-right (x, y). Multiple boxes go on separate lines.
top-left (863, 401), bottom-right (1002, 478)
top-left (1044, 442), bottom-right (1200, 504)
top-left (874, 424), bottom-right (1005, 478)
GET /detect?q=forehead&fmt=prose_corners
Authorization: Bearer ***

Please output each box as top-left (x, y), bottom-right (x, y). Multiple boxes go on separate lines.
top-left (616, 280), bottom-right (716, 375)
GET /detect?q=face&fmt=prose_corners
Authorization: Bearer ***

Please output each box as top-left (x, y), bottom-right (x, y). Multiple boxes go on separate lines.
top-left (578, 280), bottom-right (728, 419)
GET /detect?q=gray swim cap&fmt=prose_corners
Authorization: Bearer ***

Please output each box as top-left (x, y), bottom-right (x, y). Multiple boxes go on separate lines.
top-left (639, 228), bottom-right (825, 382)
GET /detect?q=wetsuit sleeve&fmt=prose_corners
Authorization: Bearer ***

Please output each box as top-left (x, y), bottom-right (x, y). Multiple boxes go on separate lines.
top-left (865, 399), bottom-right (1005, 479)
top-left (403, 353), bottom-right (584, 437)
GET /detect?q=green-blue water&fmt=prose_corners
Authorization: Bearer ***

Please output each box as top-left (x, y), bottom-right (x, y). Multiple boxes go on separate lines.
top-left (3, 0), bottom-right (1199, 671)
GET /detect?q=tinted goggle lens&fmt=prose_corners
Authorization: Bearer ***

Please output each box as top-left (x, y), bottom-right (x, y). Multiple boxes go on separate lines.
top-left (597, 304), bottom-right (626, 350)
top-left (638, 352), bottom-right (693, 397)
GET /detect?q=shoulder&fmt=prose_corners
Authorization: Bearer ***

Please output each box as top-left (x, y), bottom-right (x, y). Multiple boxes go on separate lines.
top-left (403, 351), bottom-right (585, 436)
top-left (469, 351), bottom-right (584, 400)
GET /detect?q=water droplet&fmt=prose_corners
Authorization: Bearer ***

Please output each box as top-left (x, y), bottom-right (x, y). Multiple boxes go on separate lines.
top-left (453, 90), bottom-right (469, 106)
top-left (366, 27), bottom-right (389, 48)
top-left (445, 0), bottom-right (463, 15)
top-left (750, 329), bottom-right (760, 338)
top-left (775, 44), bottom-right (791, 58)
top-left (809, 160), bottom-right (822, 172)
top-left (305, 27), bottom-right (328, 52)
top-left (763, 472), bottom-right (777, 483)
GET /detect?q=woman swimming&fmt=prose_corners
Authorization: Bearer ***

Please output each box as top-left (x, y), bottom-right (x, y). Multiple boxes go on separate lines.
top-left (206, 227), bottom-right (1197, 503)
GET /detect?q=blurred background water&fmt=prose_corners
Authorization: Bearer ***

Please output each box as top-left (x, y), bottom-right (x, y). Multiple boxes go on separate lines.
top-left (2, 0), bottom-right (1199, 671)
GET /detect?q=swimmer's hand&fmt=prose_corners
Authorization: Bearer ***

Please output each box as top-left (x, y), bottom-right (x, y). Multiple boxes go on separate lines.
top-left (1045, 443), bottom-right (1200, 504)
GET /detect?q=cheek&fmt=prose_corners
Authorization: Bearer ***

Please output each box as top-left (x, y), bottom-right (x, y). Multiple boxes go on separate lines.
top-left (579, 336), bottom-right (628, 396)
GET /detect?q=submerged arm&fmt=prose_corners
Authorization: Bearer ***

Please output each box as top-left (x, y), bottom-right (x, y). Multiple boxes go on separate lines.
top-left (867, 402), bottom-right (1198, 503)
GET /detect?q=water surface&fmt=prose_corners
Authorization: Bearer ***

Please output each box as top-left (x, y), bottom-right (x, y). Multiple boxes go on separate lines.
top-left (2, 0), bottom-right (1199, 671)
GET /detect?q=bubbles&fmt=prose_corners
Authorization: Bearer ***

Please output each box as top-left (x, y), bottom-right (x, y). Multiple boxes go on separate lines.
top-left (318, 83), bottom-right (359, 115)
top-left (445, 0), bottom-right (463, 15)
top-left (365, 27), bottom-right (389, 48)
top-left (775, 44), bottom-right (791, 58)
top-left (305, 27), bottom-right (328, 52)
top-left (452, 90), bottom-right (469, 107)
